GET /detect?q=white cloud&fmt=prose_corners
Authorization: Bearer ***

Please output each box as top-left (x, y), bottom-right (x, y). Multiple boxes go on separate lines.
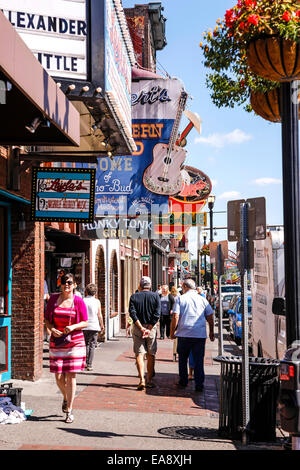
top-left (251, 177), bottom-right (282, 186)
top-left (195, 129), bottom-right (252, 148)
top-left (218, 191), bottom-right (241, 200)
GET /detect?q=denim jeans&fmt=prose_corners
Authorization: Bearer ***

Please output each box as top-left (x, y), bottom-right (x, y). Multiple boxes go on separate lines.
top-left (177, 337), bottom-right (206, 387)
top-left (83, 330), bottom-right (98, 367)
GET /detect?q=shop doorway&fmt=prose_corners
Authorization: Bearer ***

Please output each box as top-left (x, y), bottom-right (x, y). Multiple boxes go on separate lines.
top-left (0, 204), bottom-right (11, 383)
top-left (110, 251), bottom-right (119, 315)
top-left (95, 245), bottom-right (106, 340)
top-left (120, 259), bottom-right (125, 314)
top-left (45, 252), bottom-right (86, 296)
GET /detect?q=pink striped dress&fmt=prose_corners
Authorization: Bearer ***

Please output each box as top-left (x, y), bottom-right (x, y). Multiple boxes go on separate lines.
top-left (47, 296), bottom-right (87, 374)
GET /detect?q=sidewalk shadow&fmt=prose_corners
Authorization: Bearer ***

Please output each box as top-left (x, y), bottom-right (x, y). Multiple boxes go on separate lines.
top-left (57, 428), bottom-right (125, 438)
top-left (143, 372), bottom-right (219, 413)
top-left (27, 414), bottom-right (64, 422)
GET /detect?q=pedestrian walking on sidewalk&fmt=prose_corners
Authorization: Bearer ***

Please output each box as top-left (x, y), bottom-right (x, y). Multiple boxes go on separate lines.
top-left (170, 278), bottom-right (215, 392)
top-left (83, 283), bottom-right (104, 371)
top-left (170, 286), bottom-right (180, 360)
top-left (159, 285), bottom-right (175, 339)
top-left (45, 273), bottom-right (88, 423)
top-left (129, 276), bottom-right (160, 390)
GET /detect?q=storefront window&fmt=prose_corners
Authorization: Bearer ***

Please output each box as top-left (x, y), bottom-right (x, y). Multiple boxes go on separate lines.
top-left (0, 207), bottom-right (8, 315)
top-left (0, 327), bottom-right (7, 372)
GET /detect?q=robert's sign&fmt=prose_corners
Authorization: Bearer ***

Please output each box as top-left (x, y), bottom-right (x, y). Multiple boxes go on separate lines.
top-left (0, 0), bottom-right (87, 79)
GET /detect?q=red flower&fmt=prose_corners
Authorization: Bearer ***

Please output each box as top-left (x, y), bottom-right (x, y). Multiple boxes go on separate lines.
top-left (225, 8), bottom-right (236, 28)
top-left (239, 21), bottom-right (246, 30)
top-left (282, 11), bottom-right (292, 22)
top-left (247, 14), bottom-right (260, 26)
top-left (245, 0), bottom-right (256, 8)
top-left (296, 10), bottom-right (300, 18)
top-left (225, 8), bottom-right (234, 20)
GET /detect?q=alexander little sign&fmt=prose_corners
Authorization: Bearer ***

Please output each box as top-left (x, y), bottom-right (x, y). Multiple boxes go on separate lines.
top-left (0, 0), bottom-right (87, 80)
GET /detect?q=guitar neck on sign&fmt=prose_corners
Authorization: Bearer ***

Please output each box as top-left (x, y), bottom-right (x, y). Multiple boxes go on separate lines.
top-left (143, 91), bottom-right (188, 195)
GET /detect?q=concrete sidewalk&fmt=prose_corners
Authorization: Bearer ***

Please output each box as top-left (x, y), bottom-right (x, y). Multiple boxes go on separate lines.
top-left (0, 326), bottom-right (286, 451)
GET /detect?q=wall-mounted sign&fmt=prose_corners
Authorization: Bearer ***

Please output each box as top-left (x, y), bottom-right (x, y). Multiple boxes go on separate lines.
top-left (80, 215), bottom-right (174, 240)
top-left (0, 0), bottom-right (87, 80)
top-left (31, 167), bottom-right (95, 222)
top-left (79, 78), bottom-right (185, 220)
top-left (1, 0), bottom-right (137, 155)
top-left (180, 252), bottom-right (190, 270)
top-left (173, 165), bottom-right (211, 202)
top-left (169, 198), bottom-right (207, 214)
top-left (105, 0), bottom-right (132, 143)
top-left (158, 212), bottom-right (207, 227)
top-left (80, 214), bottom-right (191, 240)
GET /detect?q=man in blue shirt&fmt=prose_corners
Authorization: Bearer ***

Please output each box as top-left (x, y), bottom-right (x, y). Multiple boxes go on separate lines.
top-left (170, 278), bottom-right (215, 392)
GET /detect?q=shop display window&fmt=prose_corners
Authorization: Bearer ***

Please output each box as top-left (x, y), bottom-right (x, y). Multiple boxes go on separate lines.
top-left (0, 327), bottom-right (8, 372)
top-left (0, 207), bottom-right (8, 315)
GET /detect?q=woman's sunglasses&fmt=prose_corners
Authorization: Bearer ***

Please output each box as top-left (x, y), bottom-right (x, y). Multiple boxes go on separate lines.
top-left (61, 280), bottom-right (73, 286)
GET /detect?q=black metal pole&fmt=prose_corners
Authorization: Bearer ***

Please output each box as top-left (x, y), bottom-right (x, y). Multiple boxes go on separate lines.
top-left (209, 206), bottom-right (214, 295)
top-left (204, 234), bottom-right (207, 290)
top-left (281, 81), bottom-right (300, 347)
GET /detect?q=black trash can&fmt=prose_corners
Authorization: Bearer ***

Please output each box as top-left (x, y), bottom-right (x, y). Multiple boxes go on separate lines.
top-left (0, 383), bottom-right (23, 407)
top-left (213, 356), bottom-right (280, 442)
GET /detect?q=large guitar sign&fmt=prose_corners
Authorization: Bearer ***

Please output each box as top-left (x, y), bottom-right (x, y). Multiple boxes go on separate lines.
top-left (143, 91), bottom-right (188, 195)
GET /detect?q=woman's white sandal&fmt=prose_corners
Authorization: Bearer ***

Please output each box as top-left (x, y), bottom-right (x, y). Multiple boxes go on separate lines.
top-left (65, 411), bottom-right (74, 423)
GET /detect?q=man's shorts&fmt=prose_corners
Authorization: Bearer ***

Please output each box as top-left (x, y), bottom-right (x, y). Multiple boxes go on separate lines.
top-left (132, 324), bottom-right (157, 356)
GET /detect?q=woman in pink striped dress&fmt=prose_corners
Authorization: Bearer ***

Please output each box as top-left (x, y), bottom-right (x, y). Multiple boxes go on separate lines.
top-left (45, 273), bottom-right (88, 423)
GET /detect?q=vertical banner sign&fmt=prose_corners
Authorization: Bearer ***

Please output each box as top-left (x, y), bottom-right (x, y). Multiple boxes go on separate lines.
top-left (80, 77), bottom-right (186, 239)
top-left (31, 167), bottom-right (95, 222)
top-left (105, 0), bottom-right (133, 148)
top-left (0, 0), bottom-right (87, 79)
top-left (180, 252), bottom-right (190, 272)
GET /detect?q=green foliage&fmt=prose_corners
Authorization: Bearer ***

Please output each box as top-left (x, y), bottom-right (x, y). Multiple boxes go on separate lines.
top-left (200, 0), bottom-right (300, 111)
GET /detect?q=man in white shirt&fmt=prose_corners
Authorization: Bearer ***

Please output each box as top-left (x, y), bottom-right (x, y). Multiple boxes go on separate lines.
top-left (170, 278), bottom-right (215, 392)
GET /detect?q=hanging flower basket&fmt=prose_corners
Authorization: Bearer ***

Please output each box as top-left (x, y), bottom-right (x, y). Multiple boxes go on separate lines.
top-left (251, 86), bottom-right (300, 122)
top-left (247, 36), bottom-right (300, 82)
top-left (200, 1), bottom-right (300, 112)
top-left (250, 88), bottom-right (281, 122)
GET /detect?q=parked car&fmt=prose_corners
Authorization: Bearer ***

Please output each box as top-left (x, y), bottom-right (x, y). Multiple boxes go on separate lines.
top-left (215, 284), bottom-right (242, 317)
top-left (222, 294), bottom-right (236, 317)
top-left (228, 295), bottom-right (252, 346)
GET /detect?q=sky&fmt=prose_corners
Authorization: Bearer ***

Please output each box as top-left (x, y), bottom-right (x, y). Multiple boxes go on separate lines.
top-left (121, 0), bottom-right (284, 258)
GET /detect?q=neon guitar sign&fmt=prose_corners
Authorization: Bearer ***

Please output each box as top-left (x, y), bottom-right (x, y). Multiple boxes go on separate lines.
top-left (143, 91), bottom-right (188, 195)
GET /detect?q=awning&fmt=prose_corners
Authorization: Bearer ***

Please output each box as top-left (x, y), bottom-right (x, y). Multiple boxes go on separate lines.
top-left (0, 11), bottom-right (80, 146)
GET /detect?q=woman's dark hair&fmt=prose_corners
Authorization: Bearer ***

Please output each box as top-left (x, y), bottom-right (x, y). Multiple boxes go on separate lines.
top-left (85, 283), bottom-right (97, 296)
top-left (61, 273), bottom-right (75, 285)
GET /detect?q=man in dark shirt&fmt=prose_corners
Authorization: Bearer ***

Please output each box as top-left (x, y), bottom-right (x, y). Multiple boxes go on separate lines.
top-left (129, 276), bottom-right (160, 390)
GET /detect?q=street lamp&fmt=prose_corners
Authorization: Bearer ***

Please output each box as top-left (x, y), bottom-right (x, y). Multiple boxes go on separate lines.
top-left (202, 230), bottom-right (207, 290)
top-left (208, 195), bottom-right (215, 296)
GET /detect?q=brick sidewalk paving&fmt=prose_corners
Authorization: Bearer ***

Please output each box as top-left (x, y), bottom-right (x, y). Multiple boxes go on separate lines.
top-left (1, 330), bottom-right (286, 451)
top-left (74, 337), bottom-right (219, 418)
